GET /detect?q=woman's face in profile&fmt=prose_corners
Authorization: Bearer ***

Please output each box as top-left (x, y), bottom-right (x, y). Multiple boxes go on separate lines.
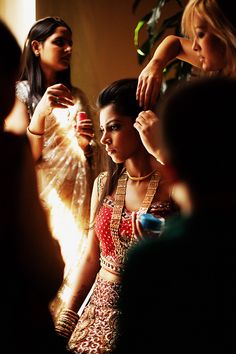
top-left (36, 26), bottom-right (73, 72)
top-left (191, 12), bottom-right (227, 72)
top-left (99, 104), bottom-right (142, 164)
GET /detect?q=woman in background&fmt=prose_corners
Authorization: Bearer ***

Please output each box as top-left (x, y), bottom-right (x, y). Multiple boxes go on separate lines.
top-left (136, 0), bottom-right (236, 109)
top-left (5, 16), bottom-right (102, 318)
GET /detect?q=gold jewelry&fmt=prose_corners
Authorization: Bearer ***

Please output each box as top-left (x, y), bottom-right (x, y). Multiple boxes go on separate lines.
top-left (110, 170), bottom-right (160, 266)
top-left (126, 168), bottom-right (157, 181)
top-left (27, 126), bottom-right (44, 137)
top-left (55, 309), bottom-right (79, 339)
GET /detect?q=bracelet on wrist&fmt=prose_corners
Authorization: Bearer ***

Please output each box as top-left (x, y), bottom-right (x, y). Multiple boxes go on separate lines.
top-left (27, 126), bottom-right (44, 137)
top-left (55, 309), bottom-right (79, 339)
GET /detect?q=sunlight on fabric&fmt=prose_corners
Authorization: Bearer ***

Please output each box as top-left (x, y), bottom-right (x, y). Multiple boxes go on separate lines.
top-left (53, 105), bottom-right (86, 159)
top-left (46, 188), bottom-right (87, 278)
top-left (45, 105), bottom-right (90, 311)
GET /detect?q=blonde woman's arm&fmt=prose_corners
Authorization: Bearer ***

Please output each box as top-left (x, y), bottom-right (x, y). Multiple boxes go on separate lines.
top-left (137, 35), bottom-right (200, 110)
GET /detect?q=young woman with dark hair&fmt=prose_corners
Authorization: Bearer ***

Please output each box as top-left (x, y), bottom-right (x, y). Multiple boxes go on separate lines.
top-left (55, 78), bottom-right (177, 353)
top-left (5, 17), bottom-right (102, 317)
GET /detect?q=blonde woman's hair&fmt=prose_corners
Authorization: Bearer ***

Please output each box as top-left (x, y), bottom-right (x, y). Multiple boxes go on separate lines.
top-left (181, 0), bottom-right (236, 76)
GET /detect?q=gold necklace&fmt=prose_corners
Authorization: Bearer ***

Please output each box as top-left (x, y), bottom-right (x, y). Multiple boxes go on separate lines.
top-left (110, 170), bottom-right (160, 266)
top-left (126, 168), bottom-right (157, 181)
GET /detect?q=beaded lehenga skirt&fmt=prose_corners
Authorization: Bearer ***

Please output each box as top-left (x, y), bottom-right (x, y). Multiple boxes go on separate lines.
top-left (67, 199), bottom-right (176, 353)
top-left (68, 274), bottom-right (122, 353)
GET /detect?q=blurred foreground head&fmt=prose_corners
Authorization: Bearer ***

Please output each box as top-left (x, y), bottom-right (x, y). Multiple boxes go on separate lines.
top-left (160, 76), bottom-right (236, 199)
top-left (0, 19), bottom-right (21, 129)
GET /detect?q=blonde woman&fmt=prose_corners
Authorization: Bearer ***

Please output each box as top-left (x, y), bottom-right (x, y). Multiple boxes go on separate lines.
top-left (137, 0), bottom-right (236, 110)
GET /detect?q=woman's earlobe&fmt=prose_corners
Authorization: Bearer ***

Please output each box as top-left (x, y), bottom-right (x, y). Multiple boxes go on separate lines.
top-left (31, 40), bottom-right (40, 56)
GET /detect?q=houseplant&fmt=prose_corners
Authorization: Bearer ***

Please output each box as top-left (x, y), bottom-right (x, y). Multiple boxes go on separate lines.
top-left (133, 0), bottom-right (192, 93)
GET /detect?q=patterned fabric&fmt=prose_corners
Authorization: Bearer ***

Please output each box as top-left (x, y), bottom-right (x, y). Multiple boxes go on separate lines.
top-left (67, 173), bottom-right (175, 353)
top-left (16, 80), bottom-right (101, 317)
top-left (95, 195), bottom-right (174, 273)
top-left (68, 275), bottom-right (122, 354)
top-left (16, 81), bottom-right (97, 232)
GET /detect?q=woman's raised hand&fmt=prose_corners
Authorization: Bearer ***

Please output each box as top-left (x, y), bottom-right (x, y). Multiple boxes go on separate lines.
top-left (136, 59), bottom-right (163, 110)
top-left (34, 83), bottom-right (74, 118)
top-left (75, 111), bottom-right (95, 151)
top-left (134, 110), bottom-right (161, 161)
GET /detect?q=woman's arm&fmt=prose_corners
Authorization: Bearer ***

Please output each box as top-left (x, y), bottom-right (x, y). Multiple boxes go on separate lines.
top-left (55, 176), bottom-right (101, 339)
top-left (27, 83), bottom-right (74, 160)
top-left (6, 83), bottom-right (74, 161)
top-left (65, 177), bottom-right (101, 312)
top-left (137, 35), bottom-right (200, 110)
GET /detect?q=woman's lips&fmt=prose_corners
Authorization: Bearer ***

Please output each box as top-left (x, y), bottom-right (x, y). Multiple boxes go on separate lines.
top-left (106, 148), bottom-right (115, 155)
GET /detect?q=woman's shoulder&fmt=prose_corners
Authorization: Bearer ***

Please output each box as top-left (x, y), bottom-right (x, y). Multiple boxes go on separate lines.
top-left (16, 80), bottom-right (30, 91)
top-left (16, 80), bottom-right (30, 103)
top-left (96, 171), bottom-right (108, 197)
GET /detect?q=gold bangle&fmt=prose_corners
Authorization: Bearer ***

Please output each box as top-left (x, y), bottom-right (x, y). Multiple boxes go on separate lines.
top-left (27, 126), bottom-right (44, 137)
top-left (55, 309), bottom-right (79, 339)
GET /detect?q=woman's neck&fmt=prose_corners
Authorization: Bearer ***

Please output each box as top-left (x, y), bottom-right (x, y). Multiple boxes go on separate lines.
top-left (40, 63), bottom-right (57, 87)
top-left (124, 154), bottom-right (159, 178)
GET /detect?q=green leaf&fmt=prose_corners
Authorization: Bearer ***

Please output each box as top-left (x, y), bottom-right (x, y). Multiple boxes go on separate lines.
top-left (137, 39), bottom-right (153, 64)
top-left (133, 0), bottom-right (192, 89)
top-left (134, 12), bottom-right (152, 48)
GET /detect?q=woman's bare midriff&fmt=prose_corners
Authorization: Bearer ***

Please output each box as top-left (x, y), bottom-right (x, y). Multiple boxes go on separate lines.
top-left (99, 266), bottom-right (122, 283)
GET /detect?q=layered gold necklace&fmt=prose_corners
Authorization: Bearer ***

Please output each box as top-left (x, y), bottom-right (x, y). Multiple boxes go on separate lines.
top-left (110, 169), bottom-right (160, 265)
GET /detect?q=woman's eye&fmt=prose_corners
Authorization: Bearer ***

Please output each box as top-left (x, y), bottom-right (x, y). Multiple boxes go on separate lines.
top-left (54, 38), bottom-right (72, 47)
top-left (197, 31), bottom-right (205, 39)
top-left (54, 39), bottom-right (65, 46)
top-left (110, 124), bottom-right (120, 131)
top-left (100, 124), bottom-right (121, 134)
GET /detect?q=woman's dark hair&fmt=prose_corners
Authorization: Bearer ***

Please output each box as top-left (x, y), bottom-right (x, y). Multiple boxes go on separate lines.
top-left (19, 16), bottom-right (72, 115)
top-left (95, 78), bottom-right (143, 217)
top-left (98, 78), bottom-right (142, 121)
